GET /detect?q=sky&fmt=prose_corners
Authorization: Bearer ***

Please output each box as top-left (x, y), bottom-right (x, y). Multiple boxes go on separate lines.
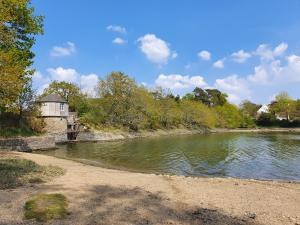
top-left (31, 0), bottom-right (300, 104)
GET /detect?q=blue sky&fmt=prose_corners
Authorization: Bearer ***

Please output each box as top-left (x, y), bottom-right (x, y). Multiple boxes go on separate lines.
top-left (31, 0), bottom-right (300, 104)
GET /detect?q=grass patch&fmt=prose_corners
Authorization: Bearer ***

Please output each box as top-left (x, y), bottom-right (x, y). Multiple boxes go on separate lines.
top-left (0, 127), bottom-right (38, 137)
top-left (24, 193), bottom-right (68, 222)
top-left (0, 157), bottom-right (64, 189)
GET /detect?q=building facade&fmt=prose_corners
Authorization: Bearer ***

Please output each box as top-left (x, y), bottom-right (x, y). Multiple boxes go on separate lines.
top-left (38, 94), bottom-right (69, 142)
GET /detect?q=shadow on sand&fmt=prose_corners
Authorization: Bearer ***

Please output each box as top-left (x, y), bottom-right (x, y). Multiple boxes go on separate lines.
top-left (0, 184), bottom-right (262, 225)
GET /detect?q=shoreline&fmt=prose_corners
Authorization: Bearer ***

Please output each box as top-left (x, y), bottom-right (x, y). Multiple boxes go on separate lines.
top-left (1, 152), bottom-right (299, 225)
top-left (37, 151), bottom-right (300, 184)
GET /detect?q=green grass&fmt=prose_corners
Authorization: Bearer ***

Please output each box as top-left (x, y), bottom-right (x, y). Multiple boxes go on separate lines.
top-left (24, 193), bottom-right (68, 222)
top-left (0, 127), bottom-right (38, 137)
top-left (0, 157), bottom-right (64, 189)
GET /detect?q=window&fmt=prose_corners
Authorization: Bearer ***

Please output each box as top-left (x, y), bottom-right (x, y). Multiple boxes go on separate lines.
top-left (60, 103), bottom-right (64, 111)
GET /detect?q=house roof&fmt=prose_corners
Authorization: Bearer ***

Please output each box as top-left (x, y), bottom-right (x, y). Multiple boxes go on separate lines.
top-left (38, 94), bottom-right (67, 103)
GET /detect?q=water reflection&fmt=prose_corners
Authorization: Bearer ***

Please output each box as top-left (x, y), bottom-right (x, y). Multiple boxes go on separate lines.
top-left (39, 133), bottom-right (300, 181)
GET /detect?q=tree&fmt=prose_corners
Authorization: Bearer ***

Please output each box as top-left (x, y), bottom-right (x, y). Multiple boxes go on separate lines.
top-left (270, 92), bottom-right (295, 121)
top-left (193, 87), bottom-right (210, 105)
top-left (42, 81), bottom-right (87, 113)
top-left (192, 88), bottom-right (227, 107)
top-left (0, 0), bottom-right (43, 113)
top-left (182, 93), bottom-right (195, 101)
top-left (205, 89), bottom-right (227, 106)
top-left (240, 100), bottom-right (262, 118)
top-left (98, 72), bottom-right (139, 128)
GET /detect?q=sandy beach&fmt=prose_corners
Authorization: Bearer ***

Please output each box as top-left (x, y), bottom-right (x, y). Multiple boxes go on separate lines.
top-left (0, 152), bottom-right (299, 225)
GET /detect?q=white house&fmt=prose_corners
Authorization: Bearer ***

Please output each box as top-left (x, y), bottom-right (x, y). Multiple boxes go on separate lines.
top-left (39, 94), bottom-right (69, 117)
top-left (256, 104), bottom-right (286, 120)
top-left (38, 94), bottom-right (69, 141)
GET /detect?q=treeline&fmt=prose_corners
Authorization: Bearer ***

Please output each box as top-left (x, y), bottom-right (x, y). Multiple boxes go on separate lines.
top-left (43, 72), bottom-right (300, 131)
top-left (42, 72), bottom-right (256, 131)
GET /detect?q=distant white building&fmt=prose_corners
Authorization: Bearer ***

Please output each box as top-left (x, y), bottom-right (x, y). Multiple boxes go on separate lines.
top-left (257, 104), bottom-right (269, 114)
top-left (256, 104), bottom-right (286, 120)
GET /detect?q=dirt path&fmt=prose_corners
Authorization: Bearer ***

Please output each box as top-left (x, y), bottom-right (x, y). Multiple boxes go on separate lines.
top-left (0, 152), bottom-right (299, 225)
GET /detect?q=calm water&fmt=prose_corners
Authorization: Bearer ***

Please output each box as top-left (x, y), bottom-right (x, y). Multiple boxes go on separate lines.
top-left (39, 133), bottom-right (300, 181)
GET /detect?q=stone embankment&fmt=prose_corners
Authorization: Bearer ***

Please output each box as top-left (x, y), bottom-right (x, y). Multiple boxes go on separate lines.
top-left (76, 128), bottom-right (207, 142)
top-left (0, 136), bottom-right (55, 152)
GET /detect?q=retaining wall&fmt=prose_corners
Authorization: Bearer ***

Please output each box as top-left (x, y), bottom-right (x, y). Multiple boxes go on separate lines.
top-left (0, 136), bottom-right (56, 152)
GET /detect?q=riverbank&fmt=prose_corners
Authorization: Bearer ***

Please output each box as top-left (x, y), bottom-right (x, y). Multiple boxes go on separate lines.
top-left (1, 127), bottom-right (300, 151)
top-left (1, 152), bottom-right (299, 225)
top-left (212, 127), bottom-right (300, 133)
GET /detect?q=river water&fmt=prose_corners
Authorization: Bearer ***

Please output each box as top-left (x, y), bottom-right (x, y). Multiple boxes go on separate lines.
top-left (39, 133), bottom-right (300, 181)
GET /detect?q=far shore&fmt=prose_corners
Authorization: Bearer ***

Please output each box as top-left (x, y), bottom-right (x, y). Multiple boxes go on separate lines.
top-left (0, 152), bottom-right (299, 225)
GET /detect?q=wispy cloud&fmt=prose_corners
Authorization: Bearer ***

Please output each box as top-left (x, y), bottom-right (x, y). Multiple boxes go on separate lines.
top-left (213, 59), bottom-right (225, 69)
top-left (112, 37), bottom-right (127, 45)
top-left (197, 50), bottom-right (211, 61)
top-left (106, 25), bottom-right (127, 34)
top-left (231, 50), bottom-right (251, 63)
top-left (50, 42), bottom-right (76, 57)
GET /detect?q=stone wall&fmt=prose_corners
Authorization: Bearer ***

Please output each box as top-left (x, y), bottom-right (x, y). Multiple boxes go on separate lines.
top-left (0, 136), bottom-right (56, 152)
top-left (43, 117), bottom-right (68, 143)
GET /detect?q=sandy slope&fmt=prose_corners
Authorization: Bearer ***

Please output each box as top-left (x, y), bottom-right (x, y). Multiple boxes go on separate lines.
top-left (0, 152), bottom-right (299, 225)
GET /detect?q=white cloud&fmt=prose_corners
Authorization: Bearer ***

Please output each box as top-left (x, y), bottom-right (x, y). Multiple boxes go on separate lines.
top-left (138, 34), bottom-right (172, 65)
top-left (215, 75), bottom-right (251, 103)
top-left (47, 67), bottom-right (79, 83)
top-left (197, 50), bottom-right (211, 61)
top-left (155, 74), bottom-right (206, 90)
top-left (106, 25), bottom-right (126, 34)
top-left (50, 42), bottom-right (76, 57)
top-left (213, 59), bottom-right (225, 69)
top-left (32, 71), bottom-right (51, 95)
top-left (171, 52), bottom-right (178, 59)
top-left (274, 42), bottom-right (288, 56)
top-left (33, 68), bottom-right (100, 97)
top-left (80, 74), bottom-right (99, 97)
top-left (254, 42), bottom-right (288, 61)
top-left (247, 65), bottom-right (270, 84)
top-left (231, 50), bottom-right (251, 63)
top-left (112, 37), bottom-right (127, 45)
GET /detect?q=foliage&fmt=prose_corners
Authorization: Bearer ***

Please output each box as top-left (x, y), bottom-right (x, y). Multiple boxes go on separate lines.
top-left (256, 112), bottom-right (277, 126)
top-left (215, 103), bottom-right (246, 128)
top-left (0, 157), bottom-right (64, 189)
top-left (192, 88), bottom-right (227, 106)
top-left (0, 0), bottom-right (43, 113)
top-left (206, 89), bottom-right (227, 107)
top-left (240, 100), bottom-right (262, 118)
top-left (24, 193), bottom-right (68, 222)
top-left (269, 92), bottom-right (295, 121)
top-left (180, 100), bottom-right (216, 128)
top-left (80, 72), bottom-right (253, 130)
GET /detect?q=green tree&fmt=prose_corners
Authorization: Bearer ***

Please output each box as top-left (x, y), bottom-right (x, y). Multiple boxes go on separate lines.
top-left (193, 87), bottom-right (210, 105)
top-left (270, 92), bottom-right (295, 121)
top-left (182, 93), bottom-right (195, 101)
top-left (240, 100), bottom-right (262, 118)
top-left (215, 103), bottom-right (244, 128)
top-left (0, 0), bottom-right (43, 113)
top-left (205, 89), bottom-right (227, 106)
top-left (98, 72), bottom-right (139, 128)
